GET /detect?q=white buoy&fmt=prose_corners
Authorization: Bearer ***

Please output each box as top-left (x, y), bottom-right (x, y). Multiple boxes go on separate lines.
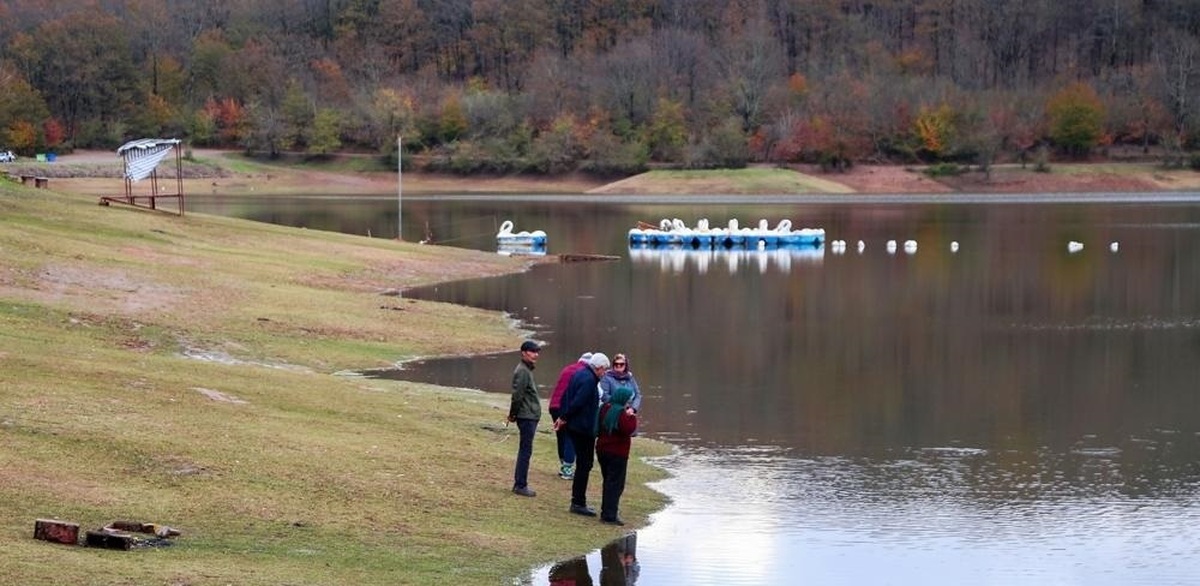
top-left (857, 240), bottom-right (865, 253)
top-left (904, 240), bottom-right (918, 254)
top-left (886, 240), bottom-right (897, 254)
top-left (1068, 241), bottom-right (1084, 253)
top-left (1109, 242), bottom-right (1119, 253)
top-left (950, 241), bottom-right (959, 253)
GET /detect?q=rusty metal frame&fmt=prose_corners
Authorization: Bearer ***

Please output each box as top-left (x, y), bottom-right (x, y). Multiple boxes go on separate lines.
top-left (99, 144), bottom-right (185, 216)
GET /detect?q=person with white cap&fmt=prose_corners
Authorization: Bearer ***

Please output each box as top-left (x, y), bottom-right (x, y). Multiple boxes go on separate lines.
top-left (555, 352), bottom-right (611, 516)
top-left (508, 340), bottom-right (542, 497)
top-left (549, 351), bottom-right (593, 480)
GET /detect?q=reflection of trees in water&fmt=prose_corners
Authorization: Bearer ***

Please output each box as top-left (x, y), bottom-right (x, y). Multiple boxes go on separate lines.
top-left (396, 201), bottom-right (1200, 488)
top-left (622, 205), bottom-right (1200, 458)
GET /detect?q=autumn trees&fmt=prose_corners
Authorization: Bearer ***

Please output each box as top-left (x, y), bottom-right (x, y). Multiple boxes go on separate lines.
top-left (1, 0), bottom-right (1199, 171)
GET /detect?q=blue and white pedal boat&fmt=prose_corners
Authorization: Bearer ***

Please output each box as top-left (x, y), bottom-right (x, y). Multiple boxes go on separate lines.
top-left (629, 218), bottom-right (824, 250)
top-left (496, 220), bottom-right (547, 247)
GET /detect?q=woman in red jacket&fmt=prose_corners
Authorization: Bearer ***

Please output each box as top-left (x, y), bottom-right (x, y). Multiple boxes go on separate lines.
top-left (596, 385), bottom-right (638, 526)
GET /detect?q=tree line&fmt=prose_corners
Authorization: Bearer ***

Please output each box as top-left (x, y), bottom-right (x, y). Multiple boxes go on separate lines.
top-left (1, 0), bottom-right (1199, 174)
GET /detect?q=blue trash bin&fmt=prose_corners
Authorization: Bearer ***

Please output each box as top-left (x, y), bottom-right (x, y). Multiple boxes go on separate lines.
top-left (46, 153), bottom-right (57, 162)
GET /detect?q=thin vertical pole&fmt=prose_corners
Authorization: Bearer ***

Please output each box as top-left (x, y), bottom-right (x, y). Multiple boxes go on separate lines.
top-left (403, 135), bottom-right (408, 240)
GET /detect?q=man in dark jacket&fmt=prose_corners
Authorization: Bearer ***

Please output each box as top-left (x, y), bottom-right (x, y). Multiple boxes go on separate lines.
top-left (549, 351), bottom-right (592, 480)
top-left (554, 352), bottom-right (610, 516)
top-left (509, 340), bottom-right (541, 497)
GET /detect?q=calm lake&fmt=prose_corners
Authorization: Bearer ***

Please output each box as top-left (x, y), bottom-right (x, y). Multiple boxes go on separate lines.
top-left (192, 193), bottom-right (1200, 585)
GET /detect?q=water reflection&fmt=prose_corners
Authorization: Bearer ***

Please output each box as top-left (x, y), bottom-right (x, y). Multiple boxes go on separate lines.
top-left (547, 555), bottom-right (591, 585)
top-left (536, 533), bottom-right (639, 586)
top-left (532, 440), bottom-right (1200, 586)
top-left (627, 245), bottom-right (824, 274)
top-left (388, 200), bottom-right (1200, 585)
top-left (499, 242), bottom-right (548, 256)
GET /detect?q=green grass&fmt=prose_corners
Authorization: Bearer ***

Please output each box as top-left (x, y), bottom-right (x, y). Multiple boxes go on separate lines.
top-left (641, 167), bottom-right (856, 193)
top-left (209, 150), bottom-right (394, 175)
top-left (0, 182), bottom-right (670, 585)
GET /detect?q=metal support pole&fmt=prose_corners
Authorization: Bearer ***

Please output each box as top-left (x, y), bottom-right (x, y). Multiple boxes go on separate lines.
top-left (403, 135), bottom-right (408, 240)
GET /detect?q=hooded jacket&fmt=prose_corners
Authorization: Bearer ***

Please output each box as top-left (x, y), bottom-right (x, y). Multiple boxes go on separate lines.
top-left (559, 365), bottom-right (602, 435)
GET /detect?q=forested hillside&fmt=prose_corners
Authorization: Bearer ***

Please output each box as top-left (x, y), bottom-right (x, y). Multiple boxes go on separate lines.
top-left (2, 0), bottom-right (1199, 173)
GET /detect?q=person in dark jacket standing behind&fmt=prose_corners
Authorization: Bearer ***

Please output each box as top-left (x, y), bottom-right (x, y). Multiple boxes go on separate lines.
top-left (596, 386), bottom-right (638, 525)
top-left (555, 352), bottom-right (610, 516)
top-left (509, 340), bottom-right (541, 497)
top-left (549, 352), bottom-right (592, 480)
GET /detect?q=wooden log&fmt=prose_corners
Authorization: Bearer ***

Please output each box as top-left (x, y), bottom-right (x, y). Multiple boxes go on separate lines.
top-left (85, 530), bottom-right (134, 550)
top-left (558, 253), bottom-right (621, 262)
top-left (106, 520), bottom-right (181, 537)
top-left (33, 519), bottom-right (80, 545)
top-left (34, 177), bottom-right (49, 188)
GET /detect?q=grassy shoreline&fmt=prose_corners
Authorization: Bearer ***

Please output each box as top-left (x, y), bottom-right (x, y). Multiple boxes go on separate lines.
top-left (0, 178), bottom-right (671, 585)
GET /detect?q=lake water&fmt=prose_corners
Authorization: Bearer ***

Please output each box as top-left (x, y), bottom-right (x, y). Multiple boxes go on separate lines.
top-left (192, 193), bottom-right (1200, 585)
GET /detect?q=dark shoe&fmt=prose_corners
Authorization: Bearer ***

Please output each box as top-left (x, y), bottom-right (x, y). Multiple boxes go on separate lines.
top-left (600, 517), bottom-right (625, 526)
top-left (569, 504), bottom-right (597, 517)
top-left (512, 486), bottom-right (536, 497)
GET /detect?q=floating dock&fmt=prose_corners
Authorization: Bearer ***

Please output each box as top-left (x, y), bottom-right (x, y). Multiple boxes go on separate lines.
top-left (628, 218), bottom-right (825, 249)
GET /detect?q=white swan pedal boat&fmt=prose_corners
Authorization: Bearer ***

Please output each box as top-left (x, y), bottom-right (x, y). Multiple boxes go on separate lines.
top-left (496, 220), bottom-right (547, 247)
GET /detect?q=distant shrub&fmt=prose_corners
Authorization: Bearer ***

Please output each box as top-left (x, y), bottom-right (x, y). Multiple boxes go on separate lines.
top-left (1046, 82), bottom-right (1105, 158)
top-left (685, 118), bottom-right (749, 169)
top-left (581, 134), bottom-right (648, 177)
top-left (818, 153), bottom-right (853, 172)
top-left (1033, 146), bottom-right (1051, 173)
top-left (923, 162), bottom-right (965, 177)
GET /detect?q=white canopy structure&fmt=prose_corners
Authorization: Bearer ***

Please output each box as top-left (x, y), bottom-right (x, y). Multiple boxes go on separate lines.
top-left (101, 138), bottom-right (186, 215)
top-left (118, 138), bottom-right (181, 182)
